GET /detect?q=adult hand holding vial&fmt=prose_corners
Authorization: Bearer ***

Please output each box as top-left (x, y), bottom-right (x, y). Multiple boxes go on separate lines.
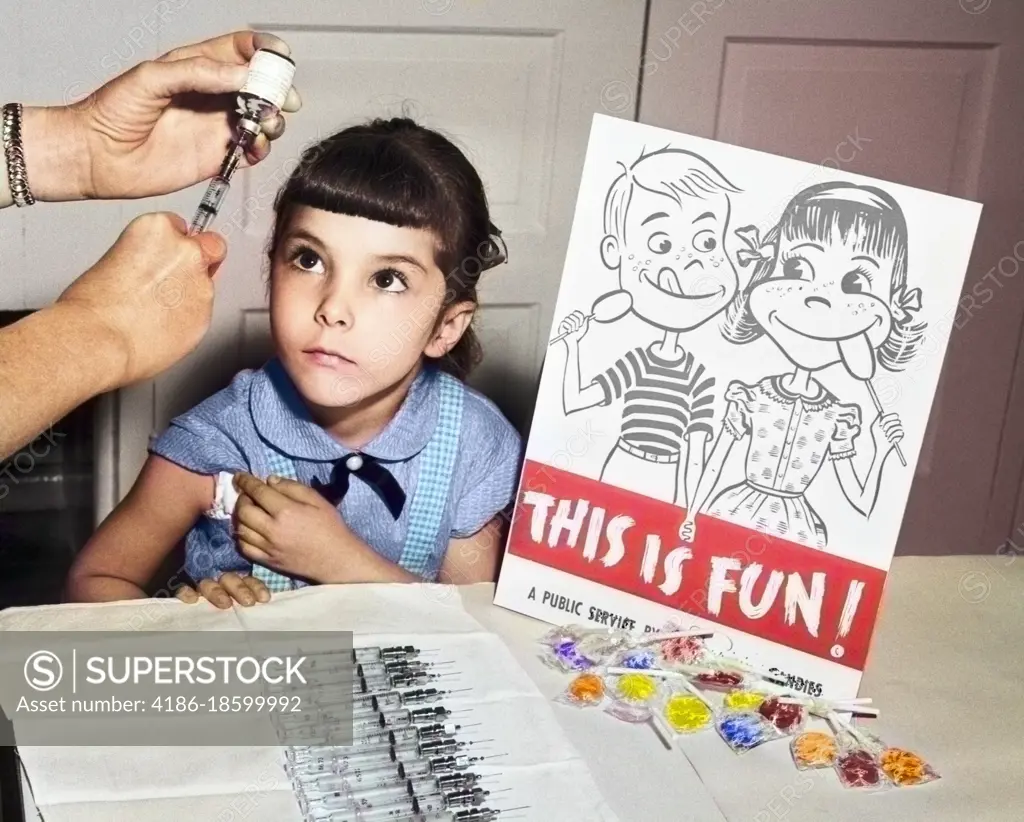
top-left (6, 30), bottom-right (301, 204)
top-left (0, 31), bottom-right (300, 459)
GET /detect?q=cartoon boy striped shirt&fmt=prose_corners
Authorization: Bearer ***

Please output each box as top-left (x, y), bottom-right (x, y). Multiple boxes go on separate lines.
top-left (596, 343), bottom-right (716, 459)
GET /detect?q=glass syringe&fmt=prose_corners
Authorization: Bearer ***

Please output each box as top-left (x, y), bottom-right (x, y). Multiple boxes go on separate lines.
top-left (187, 48), bottom-right (296, 235)
top-left (187, 125), bottom-right (254, 235)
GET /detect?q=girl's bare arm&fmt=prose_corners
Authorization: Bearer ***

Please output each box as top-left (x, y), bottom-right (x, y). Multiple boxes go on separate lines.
top-left (65, 455), bottom-right (214, 602)
top-left (438, 515), bottom-right (506, 584)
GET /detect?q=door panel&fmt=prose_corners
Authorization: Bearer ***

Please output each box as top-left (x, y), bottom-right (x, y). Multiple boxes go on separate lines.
top-left (110, 1), bottom-right (647, 509)
top-left (640, 0), bottom-right (1024, 555)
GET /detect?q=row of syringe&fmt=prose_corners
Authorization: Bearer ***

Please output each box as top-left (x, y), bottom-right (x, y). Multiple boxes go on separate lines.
top-left (275, 646), bottom-right (524, 822)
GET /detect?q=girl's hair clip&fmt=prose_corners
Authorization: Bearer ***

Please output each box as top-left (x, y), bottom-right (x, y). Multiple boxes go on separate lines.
top-left (481, 221), bottom-right (508, 271)
top-left (735, 225), bottom-right (775, 266)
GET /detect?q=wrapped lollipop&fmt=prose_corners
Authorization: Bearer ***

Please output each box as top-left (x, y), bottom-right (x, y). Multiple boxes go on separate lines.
top-left (554, 671), bottom-right (608, 709)
top-left (716, 710), bottom-right (780, 754)
top-left (784, 693), bottom-right (871, 769)
top-left (878, 745), bottom-right (940, 788)
top-left (790, 730), bottom-right (839, 770)
top-left (611, 646), bottom-right (660, 671)
top-left (658, 680), bottom-right (716, 737)
top-left (830, 714), bottom-right (890, 792)
top-left (721, 688), bottom-right (770, 713)
top-left (659, 633), bottom-right (707, 668)
top-left (693, 668), bottom-right (747, 692)
top-left (834, 743), bottom-right (889, 791)
top-left (830, 712), bottom-right (939, 788)
top-left (692, 656), bottom-right (784, 693)
top-left (604, 669), bottom-right (661, 718)
top-left (538, 625), bottom-right (602, 673)
top-left (757, 695), bottom-right (807, 736)
top-left (576, 626), bottom-right (634, 661)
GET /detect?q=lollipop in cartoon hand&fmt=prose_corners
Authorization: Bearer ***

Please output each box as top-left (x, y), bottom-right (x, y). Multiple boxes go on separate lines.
top-left (551, 290), bottom-right (633, 346)
top-left (836, 332), bottom-right (907, 467)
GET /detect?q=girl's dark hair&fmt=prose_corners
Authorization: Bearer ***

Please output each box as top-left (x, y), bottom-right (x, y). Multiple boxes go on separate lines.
top-left (722, 182), bottom-right (925, 371)
top-left (268, 117), bottom-right (506, 379)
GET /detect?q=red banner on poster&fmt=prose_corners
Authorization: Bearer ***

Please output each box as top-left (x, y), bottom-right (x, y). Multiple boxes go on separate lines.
top-left (506, 459), bottom-right (887, 671)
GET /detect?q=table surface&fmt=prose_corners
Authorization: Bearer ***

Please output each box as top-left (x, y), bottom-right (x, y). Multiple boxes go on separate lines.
top-left (11, 554), bottom-right (1024, 822)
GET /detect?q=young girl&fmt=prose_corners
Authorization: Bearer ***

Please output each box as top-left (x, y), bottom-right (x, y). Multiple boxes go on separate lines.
top-left (680, 182), bottom-right (924, 550)
top-left (66, 118), bottom-right (523, 607)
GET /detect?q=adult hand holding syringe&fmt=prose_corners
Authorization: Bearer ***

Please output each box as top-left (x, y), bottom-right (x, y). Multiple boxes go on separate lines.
top-left (0, 32), bottom-right (299, 461)
top-left (188, 45), bottom-right (298, 233)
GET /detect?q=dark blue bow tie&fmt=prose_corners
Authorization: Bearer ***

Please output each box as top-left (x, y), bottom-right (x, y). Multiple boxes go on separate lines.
top-left (311, 453), bottom-right (406, 520)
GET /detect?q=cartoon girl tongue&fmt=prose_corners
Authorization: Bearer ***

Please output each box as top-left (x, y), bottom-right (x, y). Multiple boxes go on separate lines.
top-left (837, 332), bottom-right (875, 380)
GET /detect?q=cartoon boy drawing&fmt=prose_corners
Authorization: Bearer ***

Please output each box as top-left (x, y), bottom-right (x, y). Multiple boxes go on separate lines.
top-left (555, 147), bottom-right (742, 508)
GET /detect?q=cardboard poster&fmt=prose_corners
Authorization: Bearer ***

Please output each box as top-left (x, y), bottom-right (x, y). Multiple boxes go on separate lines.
top-left (494, 113), bottom-right (982, 698)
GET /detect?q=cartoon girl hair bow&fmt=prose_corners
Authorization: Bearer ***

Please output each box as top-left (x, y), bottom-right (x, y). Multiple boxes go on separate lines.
top-left (891, 286), bottom-right (923, 324)
top-left (734, 225), bottom-right (777, 266)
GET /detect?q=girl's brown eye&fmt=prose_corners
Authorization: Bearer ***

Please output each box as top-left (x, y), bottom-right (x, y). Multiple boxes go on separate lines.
top-left (372, 268), bottom-right (408, 293)
top-left (291, 247), bottom-right (325, 274)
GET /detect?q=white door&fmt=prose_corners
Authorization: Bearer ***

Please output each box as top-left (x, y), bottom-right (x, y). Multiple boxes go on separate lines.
top-left (108, 0), bottom-right (648, 510)
top-left (639, 0), bottom-right (1024, 555)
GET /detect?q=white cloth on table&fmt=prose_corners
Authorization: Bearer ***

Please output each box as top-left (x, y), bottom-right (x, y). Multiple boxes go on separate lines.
top-left (0, 584), bottom-right (619, 822)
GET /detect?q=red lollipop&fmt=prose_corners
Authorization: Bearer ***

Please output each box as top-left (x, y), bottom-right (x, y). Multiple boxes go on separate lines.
top-left (695, 671), bottom-right (744, 691)
top-left (759, 697), bottom-right (804, 731)
top-left (837, 749), bottom-right (883, 788)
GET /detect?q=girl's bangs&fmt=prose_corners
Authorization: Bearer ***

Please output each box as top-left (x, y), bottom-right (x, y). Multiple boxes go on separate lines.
top-left (278, 139), bottom-right (456, 258)
top-left (782, 200), bottom-right (905, 263)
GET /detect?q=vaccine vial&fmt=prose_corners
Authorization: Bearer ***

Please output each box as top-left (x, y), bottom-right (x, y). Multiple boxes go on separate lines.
top-left (237, 48), bottom-right (296, 127)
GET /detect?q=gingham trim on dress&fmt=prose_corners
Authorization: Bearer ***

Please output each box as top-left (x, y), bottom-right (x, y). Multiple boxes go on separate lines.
top-left (255, 371), bottom-right (464, 585)
top-left (398, 372), bottom-right (464, 579)
top-left (251, 449), bottom-right (306, 592)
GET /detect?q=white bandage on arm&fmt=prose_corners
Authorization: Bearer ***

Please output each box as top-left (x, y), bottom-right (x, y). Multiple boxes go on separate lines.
top-left (205, 471), bottom-right (240, 520)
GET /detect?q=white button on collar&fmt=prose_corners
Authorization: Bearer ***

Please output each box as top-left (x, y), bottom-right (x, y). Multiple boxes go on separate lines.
top-left (345, 454), bottom-right (364, 471)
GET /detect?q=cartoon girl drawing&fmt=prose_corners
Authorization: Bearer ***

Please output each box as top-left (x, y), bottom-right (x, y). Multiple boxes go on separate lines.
top-left (681, 182), bottom-right (925, 550)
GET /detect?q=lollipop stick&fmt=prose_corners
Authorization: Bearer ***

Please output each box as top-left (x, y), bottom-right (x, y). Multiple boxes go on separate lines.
top-left (606, 666), bottom-right (712, 679)
top-left (550, 312), bottom-right (595, 345)
top-left (680, 680), bottom-right (716, 711)
top-left (637, 630), bottom-right (714, 643)
top-left (647, 714), bottom-right (674, 750)
top-left (865, 382), bottom-right (906, 466)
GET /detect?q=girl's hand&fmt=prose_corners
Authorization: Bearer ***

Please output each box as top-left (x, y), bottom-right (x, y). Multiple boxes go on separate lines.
top-left (232, 472), bottom-right (351, 582)
top-left (870, 412), bottom-right (904, 456)
top-left (174, 572), bottom-right (270, 610)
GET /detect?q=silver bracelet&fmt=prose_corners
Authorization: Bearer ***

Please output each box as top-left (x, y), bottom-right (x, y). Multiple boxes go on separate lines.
top-left (2, 103), bottom-right (36, 207)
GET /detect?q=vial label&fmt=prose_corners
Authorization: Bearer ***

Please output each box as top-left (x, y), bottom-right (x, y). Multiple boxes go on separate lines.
top-left (239, 49), bottom-right (295, 110)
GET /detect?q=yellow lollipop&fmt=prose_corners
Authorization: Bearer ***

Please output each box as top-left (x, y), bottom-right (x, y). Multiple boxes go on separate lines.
top-left (723, 690), bottom-right (766, 711)
top-left (615, 673), bottom-right (657, 703)
top-left (664, 694), bottom-right (712, 732)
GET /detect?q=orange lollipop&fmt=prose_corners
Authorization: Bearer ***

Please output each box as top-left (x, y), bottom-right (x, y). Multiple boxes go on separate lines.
top-left (566, 672), bottom-right (605, 705)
